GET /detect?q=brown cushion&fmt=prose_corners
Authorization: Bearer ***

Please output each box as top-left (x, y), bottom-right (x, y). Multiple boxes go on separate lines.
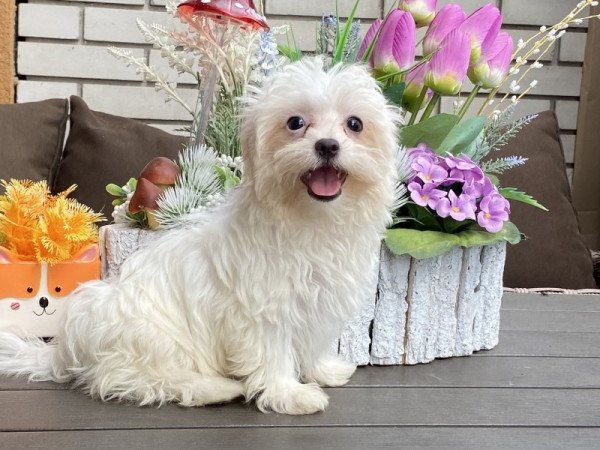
top-left (53, 96), bottom-right (187, 214)
top-left (492, 110), bottom-right (596, 289)
top-left (0, 99), bottom-right (68, 185)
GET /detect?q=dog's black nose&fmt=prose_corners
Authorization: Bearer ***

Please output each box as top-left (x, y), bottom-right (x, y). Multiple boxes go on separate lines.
top-left (39, 297), bottom-right (49, 309)
top-left (315, 139), bottom-right (340, 160)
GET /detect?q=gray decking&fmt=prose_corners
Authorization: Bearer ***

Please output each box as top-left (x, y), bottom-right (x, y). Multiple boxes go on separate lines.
top-left (2, 293), bottom-right (600, 449)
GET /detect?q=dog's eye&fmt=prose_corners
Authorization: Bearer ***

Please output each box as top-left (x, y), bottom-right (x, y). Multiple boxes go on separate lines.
top-left (287, 116), bottom-right (305, 131)
top-left (347, 116), bottom-right (363, 133)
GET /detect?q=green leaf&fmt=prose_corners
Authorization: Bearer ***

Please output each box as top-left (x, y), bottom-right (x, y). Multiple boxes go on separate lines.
top-left (437, 116), bottom-right (485, 155)
top-left (500, 187), bottom-right (548, 211)
top-left (399, 114), bottom-right (459, 149)
top-left (333, 0), bottom-right (360, 64)
top-left (385, 229), bottom-right (460, 259)
top-left (112, 199), bottom-right (125, 206)
top-left (382, 83), bottom-right (406, 107)
top-left (277, 44), bottom-right (303, 62)
top-left (106, 183), bottom-right (126, 197)
top-left (214, 165), bottom-right (240, 190)
top-left (385, 221), bottom-right (522, 259)
top-left (127, 178), bottom-right (137, 192)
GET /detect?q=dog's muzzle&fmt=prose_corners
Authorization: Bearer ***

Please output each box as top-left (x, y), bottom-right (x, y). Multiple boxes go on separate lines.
top-left (300, 164), bottom-right (348, 202)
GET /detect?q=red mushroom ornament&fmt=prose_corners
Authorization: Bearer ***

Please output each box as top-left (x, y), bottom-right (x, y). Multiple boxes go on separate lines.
top-left (177, 0), bottom-right (268, 31)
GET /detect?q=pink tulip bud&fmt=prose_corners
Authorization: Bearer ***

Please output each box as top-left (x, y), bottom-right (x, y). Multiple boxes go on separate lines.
top-left (424, 30), bottom-right (471, 95)
top-left (356, 19), bottom-right (382, 61)
top-left (400, 0), bottom-right (437, 28)
top-left (423, 4), bottom-right (467, 56)
top-left (469, 32), bottom-right (514, 89)
top-left (402, 62), bottom-right (432, 111)
top-left (459, 4), bottom-right (502, 63)
top-left (371, 10), bottom-right (417, 76)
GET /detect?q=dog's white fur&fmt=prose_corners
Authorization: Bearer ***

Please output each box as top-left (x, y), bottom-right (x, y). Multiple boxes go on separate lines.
top-left (0, 58), bottom-right (399, 415)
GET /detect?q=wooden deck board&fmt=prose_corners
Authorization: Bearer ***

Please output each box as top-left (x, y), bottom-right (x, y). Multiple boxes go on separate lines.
top-left (4, 428), bottom-right (600, 450)
top-left (1, 292), bottom-right (599, 448)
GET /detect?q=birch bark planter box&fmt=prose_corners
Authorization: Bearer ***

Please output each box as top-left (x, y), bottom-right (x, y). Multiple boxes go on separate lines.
top-left (0, 245), bottom-right (101, 337)
top-left (100, 225), bottom-right (506, 366)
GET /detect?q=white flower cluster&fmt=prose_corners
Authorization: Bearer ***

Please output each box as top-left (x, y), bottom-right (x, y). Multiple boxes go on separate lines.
top-left (112, 187), bottom-right (137, 225)
top-left (217, 154), bottom-right (243, 172)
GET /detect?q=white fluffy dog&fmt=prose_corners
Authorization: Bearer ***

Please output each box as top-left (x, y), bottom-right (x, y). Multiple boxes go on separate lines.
top-left (0, 58), bottom-right (399, 415)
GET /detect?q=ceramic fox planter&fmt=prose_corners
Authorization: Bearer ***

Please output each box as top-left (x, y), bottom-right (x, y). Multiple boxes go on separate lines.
top-left (0, 245), bottom-right (100, 337)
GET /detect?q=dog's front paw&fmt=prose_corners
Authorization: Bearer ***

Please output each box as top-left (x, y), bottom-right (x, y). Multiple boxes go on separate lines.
top-left (256, 382), bottom-right (329, 415)
top-left (303, 354), bottom-right (357, 387)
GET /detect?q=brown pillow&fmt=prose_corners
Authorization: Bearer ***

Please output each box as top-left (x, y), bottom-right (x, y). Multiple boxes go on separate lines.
top-left (492, 110), bottom-right (596, 289)
top-left (53, 96), bottom-right (187, 214)
top-left (0, 98), bottom-right (68, 185)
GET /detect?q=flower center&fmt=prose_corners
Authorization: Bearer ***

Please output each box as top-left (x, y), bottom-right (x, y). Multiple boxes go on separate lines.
top-left (485, 212), bottom-right (491, 219)
top-left (451, 206), bottom-right (460, 213)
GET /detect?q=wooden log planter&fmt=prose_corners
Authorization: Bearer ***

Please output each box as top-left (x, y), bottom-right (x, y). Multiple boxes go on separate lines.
top-left (100, 224), bottom-right (506, 365)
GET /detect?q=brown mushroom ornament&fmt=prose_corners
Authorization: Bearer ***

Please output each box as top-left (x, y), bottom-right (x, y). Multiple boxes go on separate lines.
top-left (128, 157), bottom-right (181, 229)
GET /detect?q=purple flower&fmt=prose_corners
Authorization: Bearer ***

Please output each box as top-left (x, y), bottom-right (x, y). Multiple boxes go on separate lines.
top-left (444, 153), bottom-right (478, 171)
top-left (400, 0), bottom-right (437, 28)
top-left (371, 10), bottom-right (416, 75)
top-left (435, 190), bottom-right (476, 221)
top-left (424, 30), bottom-right (471, 95)
top-left (463, 176), bottom-right (495, 198)
top-left (477, 192), bottom-right (510, 232)
top-left (356, 19), bottom-right (382, 61)
top-left (408, 182), bottom-right (447, 208)
top-left (412, 156), bottom-right (448, 184)
top-left (459, 4), bottom-right (502, 63)
top-left (469, 31), bottom-right (514, 89)
top-left (423, 3), bottom-right (466, 56)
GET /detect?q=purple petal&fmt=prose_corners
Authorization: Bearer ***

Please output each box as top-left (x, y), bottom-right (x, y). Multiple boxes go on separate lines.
top-left (423, 4), bottom-right (466, 55)
top-left (356, 19), bottom-right (382, 61)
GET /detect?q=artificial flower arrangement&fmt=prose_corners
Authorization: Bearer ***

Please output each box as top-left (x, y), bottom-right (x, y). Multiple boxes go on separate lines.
top-left (280, 0), bottom-right (598, 259)
top-left (0, 180), bottom-right (103, 263)
top-left (107, 0), bottom-right (598, 258)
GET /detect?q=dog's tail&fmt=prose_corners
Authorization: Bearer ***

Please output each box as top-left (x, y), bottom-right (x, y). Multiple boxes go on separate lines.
top-left (0, 332), bottom-right (65, 383)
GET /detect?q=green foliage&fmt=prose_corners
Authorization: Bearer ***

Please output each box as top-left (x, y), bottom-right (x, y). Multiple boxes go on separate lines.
top-left (214, 165), bottom-right (241, 189)
top-left (332, 0), bottom-right (361, 64)
top-left (399, 114), bottom-right (459, 150)
top-left (437, 116), bottom-right (485, 156)
top-left (277, 44), bottom-right (303, 62)
top-left (383, 83), bottom-right (406, 108)
top-left (499, 187), bottom-right (548, 211)
top-left (204, 90), bottom-right (242, 158)
top-left (385, 221), bottom-right (522, 259)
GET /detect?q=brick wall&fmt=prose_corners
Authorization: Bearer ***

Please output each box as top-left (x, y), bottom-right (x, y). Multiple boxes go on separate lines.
top-left (16, 0), bottom-right (591, 177)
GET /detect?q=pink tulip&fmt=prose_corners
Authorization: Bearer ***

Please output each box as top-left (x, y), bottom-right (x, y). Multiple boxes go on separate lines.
top-left (356, 19), bottom-right (382, 61)
top-left (371, 10), bottom-right (416, 76)
top-left (424, 30), bottom-right (471, 95)
top-left (402, 62), bottom-right (432, 111)
top-left (400, 0), bottom-right (437, 28)
top-left (423, 4), bottom-right (467, 56)
top-left (469, 31), bottom-right (514, 89)
top-left (459, 4), bottom-right (502, 63)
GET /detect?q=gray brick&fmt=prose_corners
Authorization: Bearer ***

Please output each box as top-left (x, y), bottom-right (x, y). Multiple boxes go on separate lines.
top-left (16, 80), bottom-right (79, 103)
top-left (19, 4), bottom-right (81, 40)
top-left (84, 8), bottom-right (184, 44)
top-left (439, 97), bottom-right (551, 121)
top-left (561, 134), bottom-right (576, 164)
top-left (556, 100), bottom-right (579, 130)
top-left (505, 28), bottom-right (555, 62)
top-left (82, 84), bottom-right (198, 120)
top-left (560, 32), bottom-right (588, 62)
top-left (54, 0), bottom-right (144, 5)
top-left (266, 0), bottom-right (380, 19)
top-left (17, 42), bottom-right (144, 81)
top-left (502, 0), bottom-right (589, 28)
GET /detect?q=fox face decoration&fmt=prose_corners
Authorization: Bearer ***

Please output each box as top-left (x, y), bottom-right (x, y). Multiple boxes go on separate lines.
top-left (0, 245), bottom-right (100, 337)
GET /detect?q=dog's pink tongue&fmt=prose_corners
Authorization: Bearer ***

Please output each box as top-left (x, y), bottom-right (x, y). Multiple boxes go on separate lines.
top-left (308, 166), bottom-right (341, 197)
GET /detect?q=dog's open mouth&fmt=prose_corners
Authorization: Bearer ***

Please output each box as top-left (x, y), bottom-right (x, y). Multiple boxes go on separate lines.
top-left (300, 165), bottom-right (348, 202)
